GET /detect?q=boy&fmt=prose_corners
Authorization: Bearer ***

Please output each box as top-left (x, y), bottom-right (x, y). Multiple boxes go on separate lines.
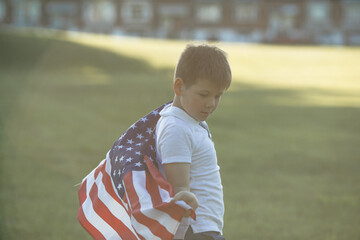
top-left (156, 44), bottom-right (232, 240)
top-left (77, 43), bottom-right (231, 240)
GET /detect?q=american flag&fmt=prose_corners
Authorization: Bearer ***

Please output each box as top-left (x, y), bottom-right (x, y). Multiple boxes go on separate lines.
top-left (77, 102), bottom-right (195, 240)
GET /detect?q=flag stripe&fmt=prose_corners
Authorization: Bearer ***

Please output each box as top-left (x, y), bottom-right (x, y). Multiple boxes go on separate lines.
top-left (144, 156), bottom-right (192, 221)
top-left (124, 171), bottom-right (174, 240)
top-left (78, 179), bottom-right (106, 240)
top-left (78, 205), bottom-right (106, 240)
top-left (96, 172), bottom-right (140, 239)
top-left (83, 188), bottom-right (120, 239)
top-left (130, 216), bottom-right (162, 240)
top-left (143, 171), bottom-right (184, 235)
top-left (144, 156), bottom-right (174, 196)
top-left (134, 171), bottom-right (180, 233)
top-left (157, 185), bottom-right (171, 203)
top-left (145, 170), bottom-right (163, 207)
top-left (89, 178), bottom-right (132, 239)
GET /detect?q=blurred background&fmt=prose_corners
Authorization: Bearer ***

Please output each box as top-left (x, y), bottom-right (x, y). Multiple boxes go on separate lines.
top-left (1, 0), bottom-right (360, 45)
top-left (1, 0), bottom-right (360, 240)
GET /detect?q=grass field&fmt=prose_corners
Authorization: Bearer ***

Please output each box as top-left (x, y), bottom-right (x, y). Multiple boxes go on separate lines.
top-left (1, 29), bottom-right (360, 240)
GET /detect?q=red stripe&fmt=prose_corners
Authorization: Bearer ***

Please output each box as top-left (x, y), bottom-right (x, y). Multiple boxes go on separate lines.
top-left (145, 171), bottom-right (185, 221)
top-left (77, 179), bottom-right (105, 240)
top-left (145, 171), bottom-right (162, 206)
top-left (89, 181), bottom-right (139, 240)
top-left (100, 165), bottom-right (145, 239)
top-left (156, 202), bottom-right (187, 222)
top-left (144, 156), bottom-right (193, 220)
top-left (144, 156), bottom-right (196, 220)
top-left (124, 172), bottom-right (174, 240)
top-left (144, 156), bottom-right (175, 196)
top-left (78, 207), bottom-right (106, 240)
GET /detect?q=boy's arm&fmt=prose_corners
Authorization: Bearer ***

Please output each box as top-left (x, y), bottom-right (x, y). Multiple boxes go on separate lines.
top-left (163, 163), bottom-right (198, 212)
top-left (163, 162), bottom-right (190, 193)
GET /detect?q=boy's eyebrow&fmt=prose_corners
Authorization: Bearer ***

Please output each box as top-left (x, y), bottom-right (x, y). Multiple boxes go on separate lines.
top-left (199, 89), bottom-right (224, 96)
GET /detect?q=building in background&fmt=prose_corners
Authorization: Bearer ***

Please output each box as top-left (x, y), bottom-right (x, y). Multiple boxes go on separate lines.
top-left (1, 0), bottom-right (360, 45)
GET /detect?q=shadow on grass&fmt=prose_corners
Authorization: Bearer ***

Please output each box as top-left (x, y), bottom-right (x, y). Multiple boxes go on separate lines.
top-left (0, 32), bottom-right (359, 240)
top-left (0, 32), bottom-right (157, 72)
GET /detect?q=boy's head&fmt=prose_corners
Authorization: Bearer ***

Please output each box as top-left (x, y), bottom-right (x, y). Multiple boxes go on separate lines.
top-left (173, 44), bottom-right (232, 121)
top-left (174, 44), bottom-right (232, 89)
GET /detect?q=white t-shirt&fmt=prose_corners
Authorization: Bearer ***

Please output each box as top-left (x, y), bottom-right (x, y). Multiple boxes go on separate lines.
top-left (155, 105), bottom-right (224, 238)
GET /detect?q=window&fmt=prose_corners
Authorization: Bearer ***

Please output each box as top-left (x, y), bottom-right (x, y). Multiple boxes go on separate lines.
top-left (343, 2), bottom-right (360, 29)
top-left (307, 1), bottom-right (331, 28)
top-left (131, 4), bottom-right (143, 19)
top-left (0, 1), bottom-right (5, 22)
top-left (268, 4), bottom-right (299, 34)
top-left (101, 2), bottom-right (116, 23)
top-left (234, 2), bottom-right (258, 23)
top-left (83, 1), bottom-right (116, 24)
top-left (23, 0), bottom-right (41, 25)
top-left (196, 3), bottom-right (222, 23)
top-left (122, 1), bottom-right (152, 23)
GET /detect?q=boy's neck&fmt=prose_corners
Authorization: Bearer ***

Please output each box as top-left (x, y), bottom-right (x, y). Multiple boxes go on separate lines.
top-left (172, 95), bottom-right (182, 111)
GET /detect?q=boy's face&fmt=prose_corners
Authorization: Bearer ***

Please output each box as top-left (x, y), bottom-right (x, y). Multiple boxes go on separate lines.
top-left (174, 78), bottom-right (226, 122)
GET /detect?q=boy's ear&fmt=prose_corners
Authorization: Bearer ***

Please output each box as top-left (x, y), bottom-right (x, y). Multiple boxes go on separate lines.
top-left (174, 78), bottom-right (184, 96)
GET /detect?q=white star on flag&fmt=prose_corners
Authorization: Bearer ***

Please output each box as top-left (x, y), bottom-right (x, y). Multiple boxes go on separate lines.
top-left (146, 128), bottom-right (153, 134)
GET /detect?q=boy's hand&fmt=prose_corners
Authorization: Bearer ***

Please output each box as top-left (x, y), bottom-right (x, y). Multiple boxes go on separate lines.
top-left (171, 191), bottom-right (198, 217)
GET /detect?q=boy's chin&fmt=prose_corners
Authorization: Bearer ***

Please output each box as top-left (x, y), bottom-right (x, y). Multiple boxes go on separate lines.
top-left (195, 116), bottom-right (209, 122)
top-left (199, 112), bottom-right (210, 121)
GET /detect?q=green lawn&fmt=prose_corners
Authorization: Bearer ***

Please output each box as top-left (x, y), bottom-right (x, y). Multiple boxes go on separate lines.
top-left (1, 30), bottom-right (359, 240)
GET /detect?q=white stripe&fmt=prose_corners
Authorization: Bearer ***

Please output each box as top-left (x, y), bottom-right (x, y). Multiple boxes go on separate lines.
top-left (85, 168), bottom-right (96, 193)
top-left (158, 185), bottom-right (171, 202)
top-left (132, 171), bottom-right (180, 234)
top-left (82, 172), bottom-right (121, 240)
top-left (130, 215), bottom-right (161, 240)
top-left (96, 172), bottom-right (140, 239)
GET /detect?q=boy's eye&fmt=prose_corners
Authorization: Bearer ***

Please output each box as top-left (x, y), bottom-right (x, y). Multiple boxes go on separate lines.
top-left (199, 93), bottom-right (208, 97)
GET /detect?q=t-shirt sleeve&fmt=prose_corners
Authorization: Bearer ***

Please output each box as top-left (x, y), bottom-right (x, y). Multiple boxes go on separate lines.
top-left (156, 121), bottom-right (192, 164)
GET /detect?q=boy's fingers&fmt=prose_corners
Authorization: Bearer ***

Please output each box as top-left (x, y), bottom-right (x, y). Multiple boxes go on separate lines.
top-left (183, 209), bottom-right (192, 217)
top-left (171, 191), bottom-right (199, 210)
